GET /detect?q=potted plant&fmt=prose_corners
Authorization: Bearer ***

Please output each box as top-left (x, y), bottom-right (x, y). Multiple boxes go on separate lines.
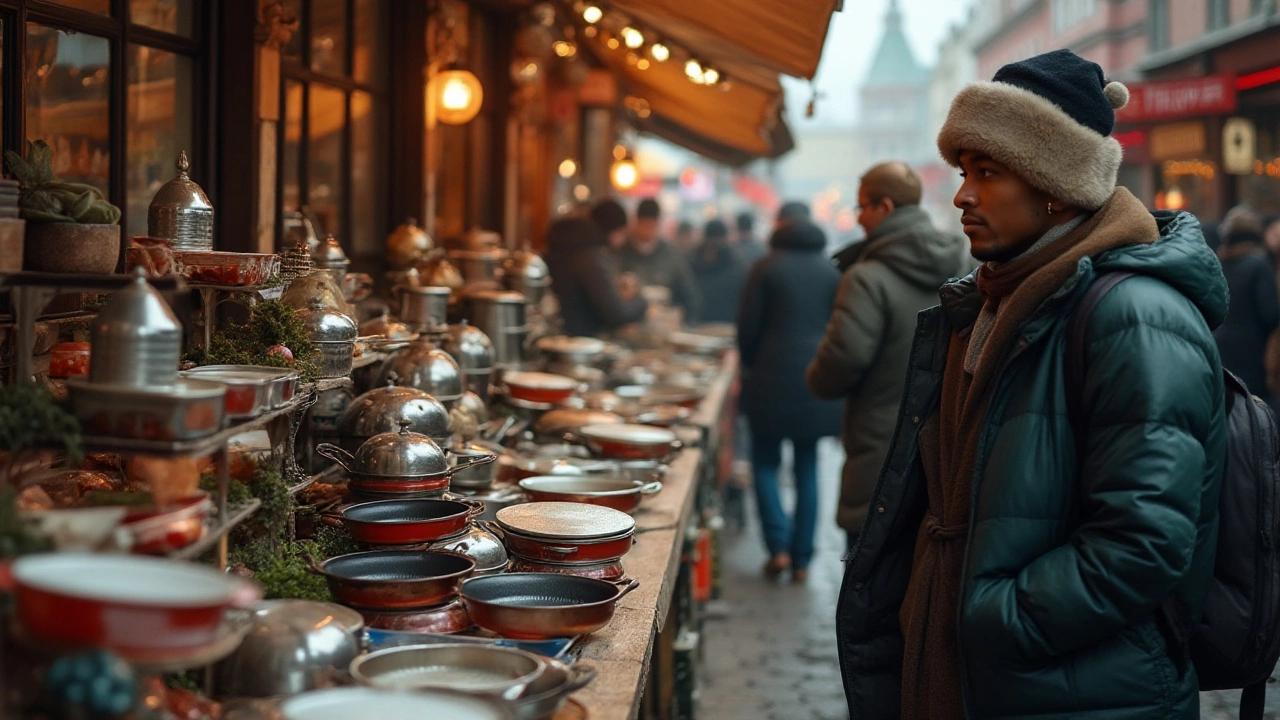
top-left (5, 140), bottom-right (121, 274)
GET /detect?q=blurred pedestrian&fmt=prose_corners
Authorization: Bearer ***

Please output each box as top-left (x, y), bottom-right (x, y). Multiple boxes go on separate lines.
top-left (545, 207), bottom-right (647, 337)
top-left (622, 198), bottom-right (702, 322)
top-left (806, 161), bottom-right (969, 551)
top-left (674, 220), bottom-right (697, 256)
top-left (775, 201), bottom-right (811, 229)
top-left (1215, 206), bottom-right (1279, 408)
top-left (691, 219), bottom-right (748, 324)
top-left (734, 212), bottom-right (768, 267)
top-left (736, 216), bottom-right (842, 583)
top-left (839, 49), bottom-right (1226, 720)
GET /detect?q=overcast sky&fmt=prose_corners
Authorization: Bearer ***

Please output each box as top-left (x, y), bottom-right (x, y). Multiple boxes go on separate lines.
top-left (783, 0), bottom-right (975, 130)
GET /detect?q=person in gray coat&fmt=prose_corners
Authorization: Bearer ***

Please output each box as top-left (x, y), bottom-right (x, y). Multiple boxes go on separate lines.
top-left (622, 198), bottom-right (702, 322)
top-left (806, 162), bottom-right (971, 549)
top-left (738, 218), bottom-right (843, 581)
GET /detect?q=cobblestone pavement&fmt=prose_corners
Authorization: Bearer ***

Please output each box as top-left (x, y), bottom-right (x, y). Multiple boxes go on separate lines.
top-left (697, 439), bottom-right (1280, 719)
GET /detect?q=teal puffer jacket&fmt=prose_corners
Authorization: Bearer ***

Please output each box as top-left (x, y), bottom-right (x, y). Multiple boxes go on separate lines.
top-left (836, 210), bottom-right (1228, 720)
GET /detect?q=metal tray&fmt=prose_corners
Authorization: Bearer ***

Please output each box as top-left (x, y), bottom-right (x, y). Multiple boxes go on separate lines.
top-left (67, 378), bottom-right (226, 441)
top-left (182, 365), bottom-right (298, 419)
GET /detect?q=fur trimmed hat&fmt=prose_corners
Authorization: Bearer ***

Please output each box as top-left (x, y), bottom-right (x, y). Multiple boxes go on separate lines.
top-left (937, 49), bottom-right (1129, 211)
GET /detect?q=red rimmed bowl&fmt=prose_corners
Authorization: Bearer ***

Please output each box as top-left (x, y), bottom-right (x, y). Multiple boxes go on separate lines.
top-left (6, 553), bottom-right (260, 652)
top-left (517, 476), bottom-right (662, 515)
top-left (572, 424), bottom-right (681, 461)
top-left (501, 371), bottom-right (580, 405)
top-left (122, 491), bottom-right (213, 554)
top-left (338, 498), bottom-right (483, 545)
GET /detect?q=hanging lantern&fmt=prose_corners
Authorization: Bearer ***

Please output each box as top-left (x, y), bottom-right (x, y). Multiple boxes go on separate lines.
top-left (610, 156), bottom-right (639, 192)
top-left (431, 69), bottom-right (484, 125)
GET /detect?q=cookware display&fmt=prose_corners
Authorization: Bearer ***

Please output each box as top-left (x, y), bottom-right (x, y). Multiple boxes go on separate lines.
top-left (357, 598), bottom-right (472, 634)
top-left (508, 656), bottom-right (597, 720)
top-left (517, 476), bottom-right (662, 515)
top-left (68, 377), bottom-right (226, 442)
top-left (570, 424), bottom-right (681, 461)
top-left (533, 408), bottom-right (623, 439)
top-left (494, 503), bottom-right (635, 565)
top-left (317, 420), bottom-right (494, 499)
top-left (460, 574), bottom-right (639, 639)
top-left (349, 643), bottom-right (547, 700)
top-left (613, 383), bottom-right (703, 409)
top-left (181, 365), bottom-right (298, 420)
top-left (338, 498), bottom-right (483, 545)
top-left (8, 553), bottom-right (260, 653)
top-left (501, 371), bottom-right (579, 405)
top-left (378, 341), bottom-right (464, 408)
top-left (213, 600), bottom-right (364, 698)
top-left (450, 443), bottom-right (499, 490)
top-left (311, 550), bottom-right (475, 610)
top-left (280, 687), bottom-right (512, 720)
top-left (507, 556), bottom-right (627, 582)
top-left (336, 381), bottom-right (452, 448)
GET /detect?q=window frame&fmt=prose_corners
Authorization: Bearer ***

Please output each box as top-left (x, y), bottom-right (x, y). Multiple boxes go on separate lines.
top-left (1148, 0), bottom-right (1170, 52)
top-left (276, 0), bottom-right (392, 258)
top-left (1207, 0), bottom-right (1230, 31)
top-left (0, 0), bottom-right (210, 236)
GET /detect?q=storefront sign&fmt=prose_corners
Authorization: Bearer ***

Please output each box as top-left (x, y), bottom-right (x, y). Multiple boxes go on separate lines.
top-left (1115, 75), bottom-right (1236, 123)
top-left (1223, 117), bottom-right (1257, 175)
top-left (1149, 122), bottom-right (1206, 161)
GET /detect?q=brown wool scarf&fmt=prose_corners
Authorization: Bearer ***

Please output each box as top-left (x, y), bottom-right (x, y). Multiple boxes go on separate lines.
top-left (898, 188), bottom-right (1158, 719)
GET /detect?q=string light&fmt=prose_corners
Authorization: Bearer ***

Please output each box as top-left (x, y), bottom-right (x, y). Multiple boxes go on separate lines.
top-left (553, 40), bottom-right (577, 58)
top-left (702, 67), bottom-right (720, 85)
top-left (582, 4), bottom-right (602, 23)
top-left (606, 36), bottom-right (620, 50)
top-left (621, 26), bottom-right (644, 49)
top-left (558, 158), bottom-right (578, 178)
top-left (650, 43), bottom-right (670, 62)
top-left (637, 58), bottom-right (650, 70)
top-left (685, 59), bottom-right (704, 83)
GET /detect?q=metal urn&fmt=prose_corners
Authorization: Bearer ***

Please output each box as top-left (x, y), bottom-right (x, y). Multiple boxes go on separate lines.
top-left (148, 151), bottom-right (214, 251)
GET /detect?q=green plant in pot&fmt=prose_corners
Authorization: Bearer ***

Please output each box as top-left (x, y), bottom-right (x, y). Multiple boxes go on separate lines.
top-left (5, 140), bottom-right (122, 274)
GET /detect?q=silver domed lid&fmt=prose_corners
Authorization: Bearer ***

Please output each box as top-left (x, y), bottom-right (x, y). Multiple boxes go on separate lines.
top-left (359, 312), bottom-right (414, 341)
top-left (296, 301), bottom-right (357, 343)
top-left (503, 249), bottom-right (549, 284)
top-left (379, 341), bottom-right (464, 404)
top-left (441, 322), bottom-right (493, 372)
top-left (337, 381), bottom-right (451, 442)
top-left (311, 234), bottom-right (350, 269)
top-left (148, 152), bottom-right (213, 251)
top-left (90, 269), bottom-right (182, 388)
top-left (457, 391), bottom-right (488, 425)
top-left (351, 419), bottom-right (449, 477)
top-left (468, 289), bottom-right (525, 304)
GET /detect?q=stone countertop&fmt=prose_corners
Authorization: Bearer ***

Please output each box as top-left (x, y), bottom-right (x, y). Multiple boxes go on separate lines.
top-left (553, 353), bottom-right (735, 720)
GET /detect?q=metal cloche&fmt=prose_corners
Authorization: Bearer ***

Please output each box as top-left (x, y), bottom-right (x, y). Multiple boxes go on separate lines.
top-left (148, 151), bottom-right (214, 251)
top-left (90, 269), bottom-right (183, 388)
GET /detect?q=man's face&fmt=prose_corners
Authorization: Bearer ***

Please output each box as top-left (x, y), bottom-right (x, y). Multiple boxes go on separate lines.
top-left (607, 228), bottom-right (628, 251)
top-left (857, 186), bottom-right (893, 235)
top-left (633, 217), bottom-right (659, 253)
top-left (954, 150), bottom-right (1056, 263)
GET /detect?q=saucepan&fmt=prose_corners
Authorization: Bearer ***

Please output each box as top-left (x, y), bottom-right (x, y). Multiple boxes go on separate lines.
top-left (336, 498), bottom-right (484, 545)
top-left (517, 476), bottom-right (662, 515)
top-left (493, 502), bottom-right (636, 564)
top-left (501, 371), bottom-right (580, 405)
top-left (309, 550), bottom-right (475, 610)
top-left (349, 643), bottom-right (547, 701)
top-left (565, 423), bottom-right (682, 461)
top-left (460, 573), bottom-right (639, 639)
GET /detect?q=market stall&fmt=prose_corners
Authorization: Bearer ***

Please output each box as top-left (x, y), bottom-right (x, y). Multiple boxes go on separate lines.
top-left (0, 170), bottom-right (740, 719)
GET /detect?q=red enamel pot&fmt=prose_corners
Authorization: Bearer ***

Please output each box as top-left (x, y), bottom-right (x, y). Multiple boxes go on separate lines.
top-left (502, 371), bottom-right (580, 405)
top-left (517, 476), bottom-right (662, 515)
top-left (339, 498), bottom-right (484, 545)
top-left (569, 424), bottom-right (681, 461)
top-left (7, 553), bottom-right (260, 652)
top-left (494, 502), bottom-right (636, 564)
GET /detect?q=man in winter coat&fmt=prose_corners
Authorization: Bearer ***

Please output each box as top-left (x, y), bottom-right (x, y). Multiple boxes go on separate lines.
top-left (1213, 206), bottom-right (1279, 409)
top-left (837, 49), bottom-right (1227, 720)
top-left (544, 209), bottom-right (647, 338)
top-left (692, 219), bottom-right (749, 324)
top-left (806, 161), bottom-right (969, 551)
top-left (621, 198), bottom-right (702, 322)
top-left (734, 212), bottom-right (768, 267)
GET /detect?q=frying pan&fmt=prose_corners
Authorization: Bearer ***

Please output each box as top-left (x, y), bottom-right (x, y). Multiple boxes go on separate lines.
top-left (338, 498), bottom-right (484, 545)
top-left (460, 573), bottom-right (639, 639)
top-left (311, 550), bottom-right (475, 610)
top-left (517, 476), bottom-right (662, 514)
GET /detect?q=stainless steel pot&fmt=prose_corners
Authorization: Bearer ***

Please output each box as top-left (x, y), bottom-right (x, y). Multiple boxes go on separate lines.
top-left (395, 281), bottom-right (451, 331)
top-left (449, 248), bottom-right (506, 286)
top-left (337, 381), bottom-right (452, 447)
top-left (467, 290), bottom-right (528, 369)
top-left (441, 322), bottom-right (494, 401)
top-left (427, 521), bottom-right (508, 575)
top-left (213, 600), bottom-right (364, 698)
top-left (450, 443), bottom-right (499, 490)
top-left (379, 340), bottom-right (464, 408)
top-left (502, 249), bottom-right (550, 307)
top-left (90, 270), bottom-right (183, 388)
top-left (311, 235), bottom-right (351, 290)
top-left (296, 301), bottom-right (357, 378)
top-left (318, 419), bottom-right (450, 478)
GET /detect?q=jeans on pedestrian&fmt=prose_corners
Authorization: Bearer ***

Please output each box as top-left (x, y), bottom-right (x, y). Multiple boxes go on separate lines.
top-left (750, 436), bottom-right (819, 570)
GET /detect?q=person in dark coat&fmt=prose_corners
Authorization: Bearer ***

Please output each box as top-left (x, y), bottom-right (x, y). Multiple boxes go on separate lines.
top-left (622, 198), bottom-right (702, 322)
top-left (736, 219), bottom-right (842, 582)
top-left (544, 213), bottom-right (647, 337)
top-left (1214, 206), bottom-right (1279, 406)
top-left (734, 212), bottom-right (767, 267)
top-left (690, 219), bottom-right (748, 325)
top-left (840, 49), bottom-right (1225, 720)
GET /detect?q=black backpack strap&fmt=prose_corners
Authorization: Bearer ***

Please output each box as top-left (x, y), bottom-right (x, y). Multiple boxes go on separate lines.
top-left (1065, 271), bottom-right (1137, 427)
top-left (1240, 679), bottom-right (1266, 720)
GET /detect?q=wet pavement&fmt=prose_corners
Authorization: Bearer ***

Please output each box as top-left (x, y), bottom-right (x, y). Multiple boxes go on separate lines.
top-left (697, 439), bottom-right (1280, 720)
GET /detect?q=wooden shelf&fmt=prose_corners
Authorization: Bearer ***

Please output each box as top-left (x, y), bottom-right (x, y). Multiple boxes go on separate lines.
top-left (75, 394), bottom-right (311, 457)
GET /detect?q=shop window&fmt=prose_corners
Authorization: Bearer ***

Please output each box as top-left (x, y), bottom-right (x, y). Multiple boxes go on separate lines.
top-left (1051, 0), bottom-right (1097, 35)
top-left (279, 0), bottom-right (390, 259)
top-left (1208, 0), bottom-right (1229, 31)
top-left (2, 0), bottom-right (205, 238)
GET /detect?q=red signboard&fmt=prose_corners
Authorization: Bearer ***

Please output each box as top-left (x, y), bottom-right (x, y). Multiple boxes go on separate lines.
top-left (1115, 75), bottom-right (1237, 123)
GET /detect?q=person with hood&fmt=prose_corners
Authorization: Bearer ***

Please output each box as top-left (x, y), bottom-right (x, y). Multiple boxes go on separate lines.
top-left (806, 161), bottom-right (969, 551)
top-left (691, 219), bottom-right (749, 324)
top-left (1214, 206), bottom-right (1279, 408)
top-left (838, 50), bottom-right (1227, 720)
top-left (622, 198), bottom-right (702, 322)
top-left (736, 216), bottom-right (842, 583)
top-left (544, 205), bottom-right (647, 337)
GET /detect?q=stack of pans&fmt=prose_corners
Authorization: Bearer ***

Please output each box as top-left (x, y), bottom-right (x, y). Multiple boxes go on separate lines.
top-left (332, 497), bottom-right (509, 578)
top-left (492, 502), bottom-right (635, 581)
top-left (316, 420), bottom-right (493, 500)
top-left (311, 549), bottom-right (476, 634)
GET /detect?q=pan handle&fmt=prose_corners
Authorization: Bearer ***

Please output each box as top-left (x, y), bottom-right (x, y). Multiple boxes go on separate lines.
top-left (561, 431), bottom-right (589, 449)
top-left (542, 545), bottom-right (581, 556)
top-left (562, 662), bottom-right (598, 693)
top-left (315, 443), bottom-right (356, 473)
top-left (459, 498), bottom-right (486, 519)
top-left (612, 577), bottom-right (640, 600)
top-left (476, 519), bottom-right (505, 541)
top-left (302, 553), bottom-right (326, 575)
top-left (450, 452), bottom-right (497, 471)
top-left (638, 481), bottom-right (663, 495)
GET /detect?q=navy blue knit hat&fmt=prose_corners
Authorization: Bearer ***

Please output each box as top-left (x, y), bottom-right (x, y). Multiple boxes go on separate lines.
top-left (590, 199), bottom-right (629, 235)
top-left (938, 49), bottom-right (1129, 210)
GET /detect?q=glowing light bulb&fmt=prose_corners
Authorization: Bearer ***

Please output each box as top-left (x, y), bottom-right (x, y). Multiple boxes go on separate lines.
top-left (622, 27), bottom-right (644, 49)
top-left (703, 67), bottom-right (720, 85)
top-left (611, 158), bottom-right (639, 191)
top-left (441, 77), bottom-right (472, 110)
top-left (685, 59), bottom-right (704, 84)
top-left (558, 158), bottom-right (578, 178)
top-left (650, 43), bottom-right (670, 62)
top-left (583, 4), bottom-right (603, 23)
